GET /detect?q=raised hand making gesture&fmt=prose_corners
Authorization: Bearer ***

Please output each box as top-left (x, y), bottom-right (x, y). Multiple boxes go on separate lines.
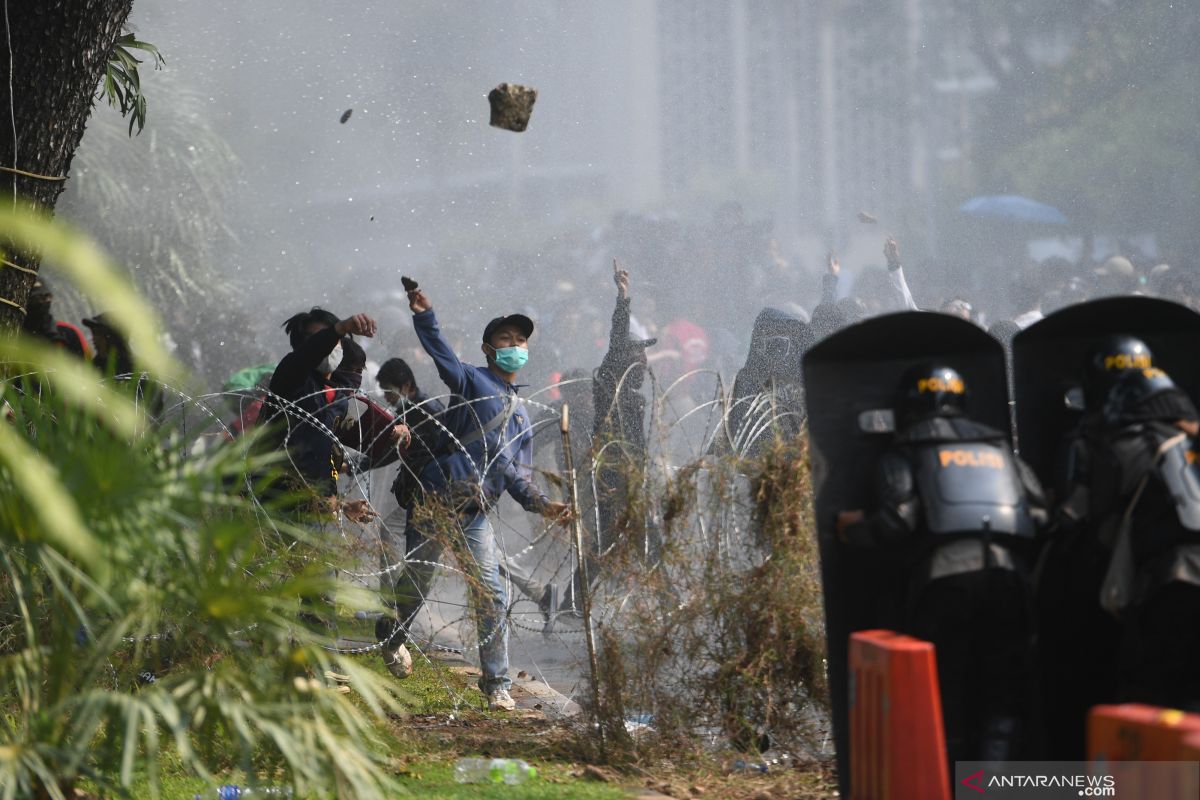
top-left (884, 236), bottom-right (901, 270)
top-left (614, 258), bottom-right (629, 300)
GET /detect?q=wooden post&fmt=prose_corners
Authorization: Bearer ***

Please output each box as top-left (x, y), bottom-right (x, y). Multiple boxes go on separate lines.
top-left (560, 403), bottom-right (605, 757)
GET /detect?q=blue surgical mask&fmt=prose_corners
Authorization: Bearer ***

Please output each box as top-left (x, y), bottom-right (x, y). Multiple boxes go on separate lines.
top-left (491, 345), bottom-right (529, 372)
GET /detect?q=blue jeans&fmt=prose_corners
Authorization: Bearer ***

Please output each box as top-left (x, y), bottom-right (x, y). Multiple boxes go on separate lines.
top-left (383, 509), bottom-right (510, 693)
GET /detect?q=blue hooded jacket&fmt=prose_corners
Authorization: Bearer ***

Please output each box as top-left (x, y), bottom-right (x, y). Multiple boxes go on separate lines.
top-left (412, 309), bottom-right (548, 512)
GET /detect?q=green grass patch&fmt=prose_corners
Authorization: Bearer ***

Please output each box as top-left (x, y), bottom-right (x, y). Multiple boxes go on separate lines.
top-left (392, 761), bottom-right (627, 799)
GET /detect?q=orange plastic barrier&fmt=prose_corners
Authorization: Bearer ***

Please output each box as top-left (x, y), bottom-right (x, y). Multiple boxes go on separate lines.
top-left (848, 630), bottom-right (950, 800)
top-left (1089, 704), bottom-right (1200, 760)
top-left (1088, 704), bottom-right (1200, 799)
top-left (1181, 732), bottom-right (1200, 762)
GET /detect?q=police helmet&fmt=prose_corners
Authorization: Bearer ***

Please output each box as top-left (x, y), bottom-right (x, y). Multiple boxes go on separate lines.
top-left (1102, 365), bottom-right (1198, 426)
top-left (897, 363), bottom-right (968, 425)
top-left (1084, 335), bottom-right (1153, 410)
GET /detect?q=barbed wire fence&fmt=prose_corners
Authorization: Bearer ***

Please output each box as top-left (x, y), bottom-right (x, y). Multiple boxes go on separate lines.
top-left (90, 364), bottom-right (831, 764)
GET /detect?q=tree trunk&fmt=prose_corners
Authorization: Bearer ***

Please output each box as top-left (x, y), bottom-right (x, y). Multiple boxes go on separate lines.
top-left (0, 0), bottom-right (134, 333)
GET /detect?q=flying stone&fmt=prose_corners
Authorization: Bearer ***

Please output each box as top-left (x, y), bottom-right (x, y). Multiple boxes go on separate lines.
top-left (488, 83), bottom-right (537, 132)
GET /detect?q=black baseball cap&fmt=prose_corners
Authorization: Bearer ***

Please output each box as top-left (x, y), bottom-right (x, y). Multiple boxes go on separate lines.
top-left (81, 312), bottom-right (118, 333)
top-left (482, 313), bottom-right (534, 343)
top-left (29, 277), bottom-right (52, 298)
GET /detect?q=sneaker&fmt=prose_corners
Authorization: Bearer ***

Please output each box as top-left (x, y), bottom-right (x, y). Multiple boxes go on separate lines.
top-left (384, 643), bottom-right (413, 679)
top-left (487, 687), bottom-right (517, 712)
top-left (324, 669), bottom-right (351, 684)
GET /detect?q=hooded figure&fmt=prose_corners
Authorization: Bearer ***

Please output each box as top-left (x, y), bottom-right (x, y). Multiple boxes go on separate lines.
top-left (723, 308), bottom-right (812, 457)
top-left (82, 312), bottom-right (161, 417)
top-left (24, 277), bottom-right (90, 358)
top-left (591, 263), bottom-right (657, 574)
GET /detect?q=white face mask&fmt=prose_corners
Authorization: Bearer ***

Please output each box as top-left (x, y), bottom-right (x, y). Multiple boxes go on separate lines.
top-left (318, 342), bottom-right (342, 374)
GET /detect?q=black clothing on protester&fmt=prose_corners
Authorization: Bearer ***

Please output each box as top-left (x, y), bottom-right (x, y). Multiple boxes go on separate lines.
top-left (843, 415), bottom-right (1046, 764)
top-left (261, 325), bottom-right (348, 499)
top-left (388, 390), bottom-right (447, 509)
top-left (725, 308), bottom-right (811, 456)
top-left (593, 295), bottom-right (649, 456)
top-left (24, 301), bottom-right (88, 358)
top-left (592, 293), bottom-right (654, 564)
top-left (810, 273), bottom-right (847, 339)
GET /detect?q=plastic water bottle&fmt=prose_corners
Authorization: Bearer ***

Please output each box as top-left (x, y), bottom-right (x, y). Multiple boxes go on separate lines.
top-left (193, 787), bottom-right (293, 799)
top-left (453, 757), bottom-right (538, 785)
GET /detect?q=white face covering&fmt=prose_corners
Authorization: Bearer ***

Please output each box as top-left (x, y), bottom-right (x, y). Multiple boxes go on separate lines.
top-left (318, 342), bottom-right (342, 374)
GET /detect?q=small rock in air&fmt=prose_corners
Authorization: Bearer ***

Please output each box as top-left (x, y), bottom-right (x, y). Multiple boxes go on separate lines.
top-left (488, 83), bottom-right (537, 132)
top-left (340, 109), bottom-right (353, 124)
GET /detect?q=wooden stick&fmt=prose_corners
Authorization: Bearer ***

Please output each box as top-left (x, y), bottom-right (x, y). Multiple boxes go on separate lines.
top-left (560, 403), bottom-right (606, 757)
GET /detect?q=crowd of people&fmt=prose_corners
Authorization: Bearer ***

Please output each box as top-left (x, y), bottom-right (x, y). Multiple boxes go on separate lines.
top-left (228, 265), bottom-right (652, 712)
top-left (19, 208), bottom-right (1200, 731)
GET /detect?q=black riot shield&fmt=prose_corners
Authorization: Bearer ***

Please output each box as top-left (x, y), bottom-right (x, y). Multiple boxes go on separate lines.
top-left (1012, 296), bottom-right (1200, 484)
top-left (802, 312), bottom-right (1009, 796)
top-left (1012, 296), bottom-right (1200, 760)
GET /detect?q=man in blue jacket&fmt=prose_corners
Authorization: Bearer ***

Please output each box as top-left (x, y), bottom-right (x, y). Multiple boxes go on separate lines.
top-left (381, 282), bottom-right (571, 711)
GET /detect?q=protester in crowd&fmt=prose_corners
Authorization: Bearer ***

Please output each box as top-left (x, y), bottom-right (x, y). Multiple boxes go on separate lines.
top-left (940, 297), bottom-right (974, 322)
top-left (381, 282), bottom-right (572, 711)
top-left (259, 307), bottom-right (385, 628)
top-left (371, 357), bottom-right (449, 643)
top-left (592, 262), bottom-right (657, 569)
top-left (810, 238), bottom-right (918, 340)
top-left (722, 307), bottom-right (811, 457)
top-left (810, 250), bottom-right (849, 339)
top-left (1093, 255), bottom-right (1138, 297)
top-left (22, 277), bottom-right (89, 358)
top-left (379, 354), bottom-right (560, 632)
top-left (82, 312), bottom-right (164, 417)
top-left (221, 364), bottom-right (274, 438)
top-left (82, 312), bottom-right (136, 376)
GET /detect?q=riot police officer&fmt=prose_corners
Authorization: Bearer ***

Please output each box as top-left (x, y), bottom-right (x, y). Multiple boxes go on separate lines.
top-left (1037, 336), bottom-right (1154, 757)
top-left (836, 363), bottom-right (1047, 764)
top-left (1037, 336), bottom-right (1199, 756)
top-left (1056, 339), bottom-right (1200, 712)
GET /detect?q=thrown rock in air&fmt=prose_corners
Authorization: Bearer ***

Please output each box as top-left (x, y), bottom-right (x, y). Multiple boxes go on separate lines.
top-left (488, 83), bottom-right (537, 132)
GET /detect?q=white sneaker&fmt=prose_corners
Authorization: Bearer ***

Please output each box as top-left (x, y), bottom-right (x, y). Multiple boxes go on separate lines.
top-left (324, 670), bottom-right (352, 693)
top-left (487, 687), bottom-right (516, 711)
top-left (384, 644), bottom-right (413, 679)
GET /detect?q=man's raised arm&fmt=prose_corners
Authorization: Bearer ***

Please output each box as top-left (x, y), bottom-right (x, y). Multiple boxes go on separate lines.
top-left (407, 283), bottom-right (469, 395)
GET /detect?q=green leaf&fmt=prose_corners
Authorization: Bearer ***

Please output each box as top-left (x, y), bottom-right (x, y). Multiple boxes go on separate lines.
top-left (100, 31), bottom-right (165, 135)
top-left (0, 418), bottom-right (99, 565)
top-left (0, 205), bottom-right (183, 387)
top-left (0, 335), bottom-right (145, 439)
